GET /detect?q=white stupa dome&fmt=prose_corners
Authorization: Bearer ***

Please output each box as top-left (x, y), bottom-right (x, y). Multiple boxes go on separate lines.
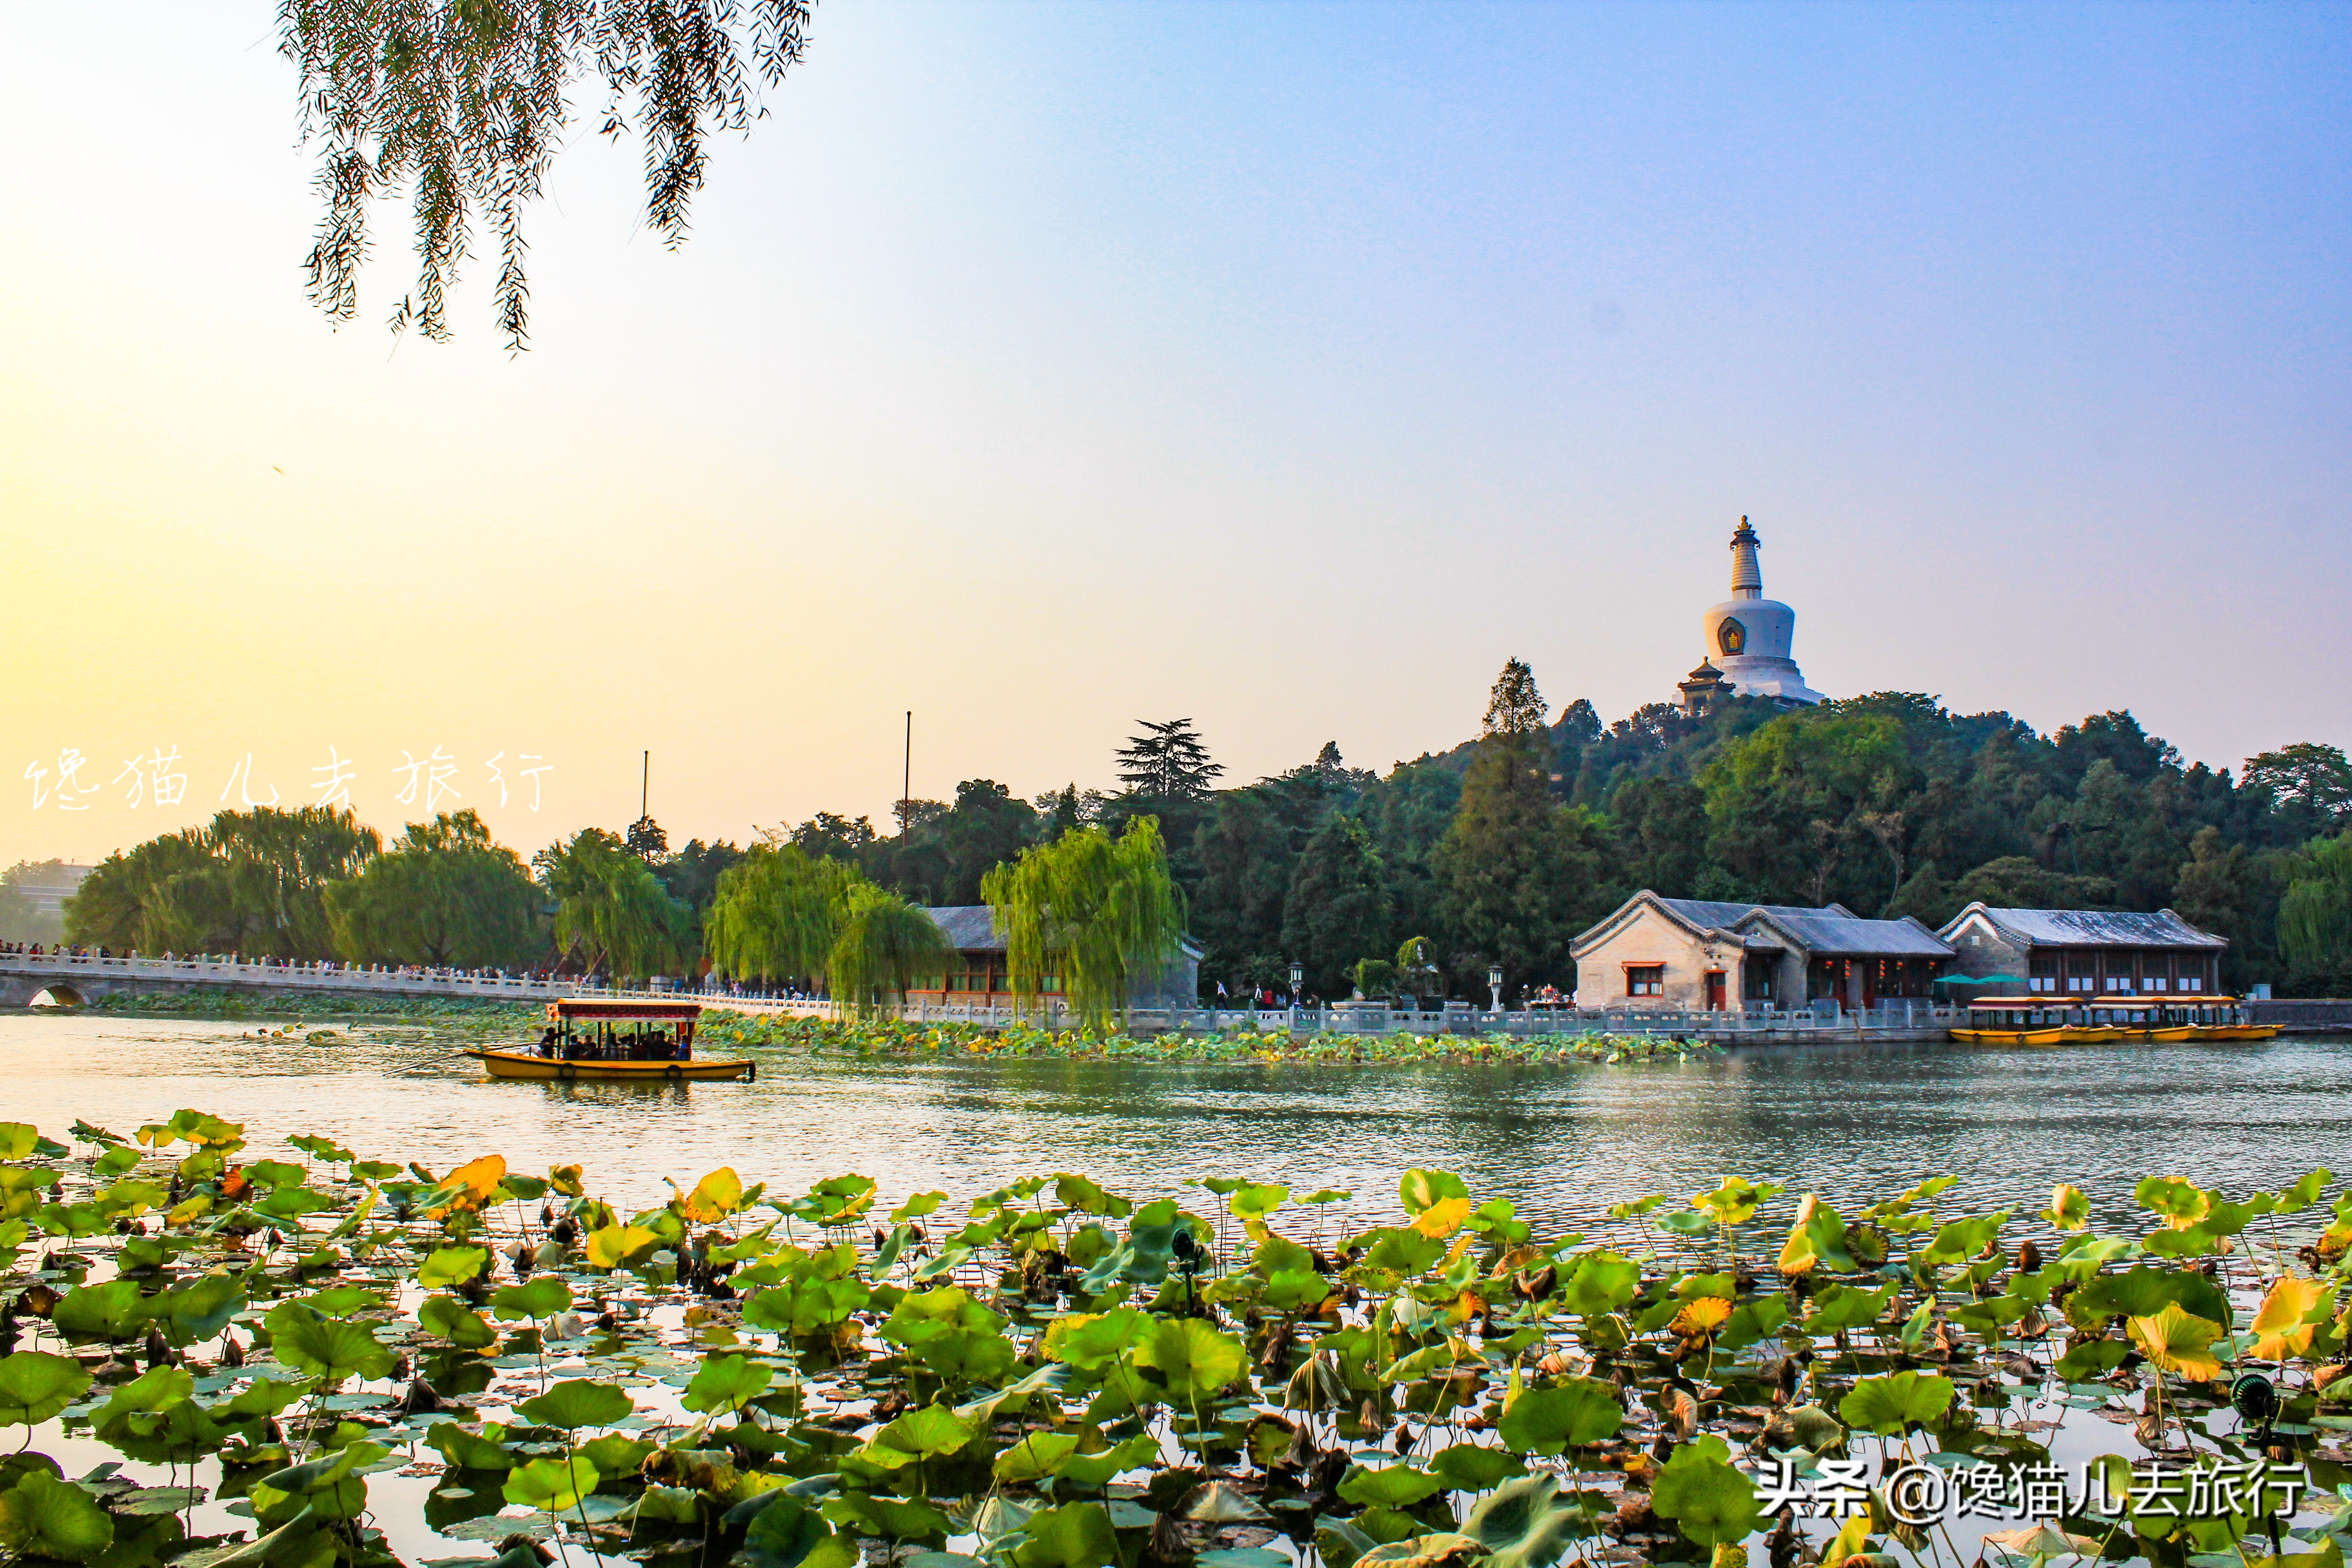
top-left (1700, 518), bottom-right (1823, 705)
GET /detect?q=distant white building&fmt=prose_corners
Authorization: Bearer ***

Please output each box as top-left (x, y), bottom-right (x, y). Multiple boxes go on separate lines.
top-left (1678, 517), bottom-right (1825, 713)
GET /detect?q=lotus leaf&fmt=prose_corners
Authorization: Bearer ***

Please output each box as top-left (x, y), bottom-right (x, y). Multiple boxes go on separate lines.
top-left (915, 1326), bottom-right (1018, 1383)
top-left (1839, 1371), bottom-right (1955, 1436)
top-left (825, 1492), bottom-right (956, 1542)
top-left (52, 1279), bottom-right (147, 1343)
top-left (491, 1274), bottom-right (573, 1321)
top-left (419, 1293), bottom-right (497, 1348)
top-left (2129, 1302), bottom-right (2224, 1382)
top-left (418, 1245), bottom-right (490, 1287)
top-left (1555, 1252), bottom-right (1640, 1316)
top-left (266, 1305), bottom-right (395, 1382)
top-left (1357, 1228), bottom-right (1447, 1278)
top-left (1692, 1177), bottom-right (1780, 1228)
top-left (1228, 1182), bottom-right (1288, 1220)
top-left (1400, 1169), bottom-right (1472, 1215)
top-left (586, 1221), bottom-right (661, 1268)
top-left (504, 1452), bottom-right (598, 1513)
top-left (1460, 1473), bottom-right (1592, 1568)
top-left (0, 1352), bottom-right (89, 1427)
top-left (683, 1352), bottom-right (774, 1415)
top-left (1916, 1210), bottom-right (2012, 1267)
top-left (862, 1403), bottom-right (977, 1469)
top-left (1808, 1281), bottom-right (1896, 1331)
top-left (1429, 1443), bottom-right (1529, 1492)
top-left (1135, 1317), bottom-right (1245, 1401)
top-left (1011, 1502), bottom-right (1122, 1568)
top-left (0, 1470), bottom-right (115, 1560)
top-left (992, 1431), bottom-right (1084, 1484)
top-left (1498, 1377), bottom-right (1623, 1454)
top-left (518, 1377), bottom-right (635, 1429)
top-left (1056, 1433), bottom-right (1162, 1486)
top-left (744, 1493), bottom-right (838, 1568)
top-left (2052, 1338), bottom-right (2129, 1381)
top-left (153, 1270), bottom-right (246, 1346)
top-left (681, 1166), bottom-right (747, 1223)
top-left (2251, 1276), bottom-right (2336, 1360)
top-left (1338, 1463), bottom-right (1446, 1508)
top-left (1652, 1435), bottom-right (1762, 1548)
top-left (253, 1439), bottom-right (386, 1523)
top-left (1264, 1268), bottom-right (1332, 1312)
top-left (1355, 1534), bottom-right (1484, 1568)
top-left (1778, 1195), bottom-right (1857, 1276)
top-left (428, 1421), bottom-right (518, 1470)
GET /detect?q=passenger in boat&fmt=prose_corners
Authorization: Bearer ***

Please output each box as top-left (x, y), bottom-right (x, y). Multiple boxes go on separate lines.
top-left (535, 1027), bottom-right (558, 1059)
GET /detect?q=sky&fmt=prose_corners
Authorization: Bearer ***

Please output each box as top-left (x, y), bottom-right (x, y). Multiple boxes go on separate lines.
top-left (3, 1), bottom-right (2347, 870)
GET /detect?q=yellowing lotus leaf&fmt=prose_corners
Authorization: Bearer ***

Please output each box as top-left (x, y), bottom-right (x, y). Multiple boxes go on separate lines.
top-left (1411, 1198), bottom-right (1473, 1240)
top-left (2128, 1301), bottom-right (2224, 1382)
top-left (2250, 1276), bottom-right (2335, 1361)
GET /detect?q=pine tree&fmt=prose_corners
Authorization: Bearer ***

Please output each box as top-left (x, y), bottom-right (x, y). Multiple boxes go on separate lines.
top-left (1433, 660), bottom-right (1580, 989)
top-left (1115, 720), bottom-right (1224, 800)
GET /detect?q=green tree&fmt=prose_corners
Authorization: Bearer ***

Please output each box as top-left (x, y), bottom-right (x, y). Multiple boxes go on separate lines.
top-left (654, 839), bottom-right (747, 916)
top-left (0, 861), bottom-right (74, 945)
top-left (1189, 792), bottom-right (1294, 991)
top-left (702, 845), bottom-right (951, 1011)
top-left (1609, 778), bottom-right (1708, 897)
top-left (2171, 826), bottom-right (2280, 992)
top-left (1115, 720), bottom-right (1223, 801)
top-left (935, 781), bottom-right (1040, 905)
top-left (984, 819), bottom-right (1186, 1028)
top-left (1432, 660), bottom-right (1583, 990)
top-left (282, 0), bottom-right (815, 348)
top-left (64, 834), bottom-right (213, 952)
top-left (1700, 709), bottom-right (1913, 906)
top-left (539, 829), bottom-right (695, 980)
top-left (2244, 744), bottom-right (2352, 837)
top-left (323, 811), bottom-right (540, 969)
top-left (1280, 816), bottom-right (1392, 998)
top-left (2279, 833), bottom-right (2352, 996)
top-left (67, 808), bottom-right (377, 958)
top-left (702, 844), bottom-right (859, 985)
top-left (1948, 855), bottom-right (2115, 911)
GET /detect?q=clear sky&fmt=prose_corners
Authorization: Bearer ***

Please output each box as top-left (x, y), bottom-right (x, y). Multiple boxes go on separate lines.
top-left (4, 1), bottom-right (2347, 868)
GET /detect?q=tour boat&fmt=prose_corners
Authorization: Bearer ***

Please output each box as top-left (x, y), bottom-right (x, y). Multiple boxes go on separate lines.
top-left (465, 1000), bottom-right (755, 1083)
top-left (1949, 996), bottom-right (2276, 1046)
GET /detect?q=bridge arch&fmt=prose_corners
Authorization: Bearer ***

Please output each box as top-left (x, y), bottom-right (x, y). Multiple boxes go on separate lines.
top-left (29, 984), bottom-right (84, 1008)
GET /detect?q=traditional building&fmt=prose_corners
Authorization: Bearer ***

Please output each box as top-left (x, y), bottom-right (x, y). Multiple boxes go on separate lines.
top-left (1935, 905), bottom-right (2227, 997)
top-left (904, 906), bottom-right (1204, 1010)
top-left (1570, 890), bottom-right (1951, 1011)
top-left (1681, 517), bottom-right (1825, 714)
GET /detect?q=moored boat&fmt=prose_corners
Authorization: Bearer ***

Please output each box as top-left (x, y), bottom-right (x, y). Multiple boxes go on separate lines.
top-left (1949, 994), bottom-right (2276, 1045)
top-left (465, 1000), bottom-right (755, 1084)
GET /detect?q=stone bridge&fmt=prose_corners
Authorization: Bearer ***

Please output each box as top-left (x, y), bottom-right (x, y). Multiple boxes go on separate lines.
top-left (0, 951), bottom-right (583, 1009)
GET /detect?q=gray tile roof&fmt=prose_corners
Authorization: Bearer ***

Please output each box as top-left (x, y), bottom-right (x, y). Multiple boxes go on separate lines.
top-left (925, 906), bottom-right (1006, 952)
top-left (923, 906), bottom-right (1206, 960)
top-left (1650, 896), bottom-right (1951, 956)
top-left (1945, 905), bottom-right (2226, 950)
top-left (1740, 907), bottom-right (1952, 957)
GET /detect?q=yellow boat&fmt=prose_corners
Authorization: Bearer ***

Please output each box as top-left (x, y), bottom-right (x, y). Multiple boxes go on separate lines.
top-left (467, 1000), bottom-right (755, 1084)
top-left (1950, 1000), bottom-right (2078, 1045)
top-left (1954, 995), bottom-right (2277, 1046)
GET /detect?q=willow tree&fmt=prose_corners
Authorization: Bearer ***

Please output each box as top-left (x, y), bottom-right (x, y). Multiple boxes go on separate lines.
top-left (984, 818), bottom-right (1186, 1029)
top-left (323, 810), bottom-right (540, 969)
top-left (542, 829), bottom-right (694, 980)
top-left (703, 844), bottom-right (951, 1014)
top-left (2281, 833), bottom-right (2352, 989)
top-left (281, 0), bottom-right (816, 348)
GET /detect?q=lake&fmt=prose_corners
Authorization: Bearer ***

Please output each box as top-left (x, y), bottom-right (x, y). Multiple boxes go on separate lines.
top-left (8, 1008), bottom-right (2348, 1229)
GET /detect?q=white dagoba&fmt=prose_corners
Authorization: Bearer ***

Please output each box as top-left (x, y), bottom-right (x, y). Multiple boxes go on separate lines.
top-left (1699, 517), bottom-right (1823, 705)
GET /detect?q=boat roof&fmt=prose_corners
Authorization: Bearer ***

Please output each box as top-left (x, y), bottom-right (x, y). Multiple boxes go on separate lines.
top-left (551, 1000), bottom-right (702, 1021)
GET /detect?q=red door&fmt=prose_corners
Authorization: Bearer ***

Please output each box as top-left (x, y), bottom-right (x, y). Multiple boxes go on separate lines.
top-left (1705, 971), bottom-right (1726, 1011)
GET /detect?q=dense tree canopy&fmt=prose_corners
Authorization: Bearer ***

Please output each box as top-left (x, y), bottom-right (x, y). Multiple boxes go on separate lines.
top-left (323, 809), bottom-right (540, 968)
top-left (983, 818), bottom-right (1186, 1029)
top-left (66, 807), bottom-right (379, 959)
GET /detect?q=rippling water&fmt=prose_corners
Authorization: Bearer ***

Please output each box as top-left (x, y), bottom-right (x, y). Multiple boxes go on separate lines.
top-left (7, 1010), bottom-right (2349, 1225)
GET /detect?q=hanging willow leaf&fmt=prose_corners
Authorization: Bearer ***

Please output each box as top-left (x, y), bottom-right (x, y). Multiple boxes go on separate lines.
top-left (279, 0), bottom-right (816, 349)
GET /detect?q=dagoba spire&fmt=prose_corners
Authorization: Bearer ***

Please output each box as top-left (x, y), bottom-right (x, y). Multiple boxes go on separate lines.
top-left (1728, 515), bottom-right (1763, 599)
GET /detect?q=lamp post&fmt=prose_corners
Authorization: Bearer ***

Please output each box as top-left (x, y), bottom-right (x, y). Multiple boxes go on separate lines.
top-left (1488, 963), bottom-right (1503, 1014)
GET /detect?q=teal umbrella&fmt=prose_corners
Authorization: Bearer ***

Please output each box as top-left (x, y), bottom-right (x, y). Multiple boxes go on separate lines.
top-left (1974, 973), bottom-right (2024, 983)
top-left (1931, 974), bottom-right (1981, 985)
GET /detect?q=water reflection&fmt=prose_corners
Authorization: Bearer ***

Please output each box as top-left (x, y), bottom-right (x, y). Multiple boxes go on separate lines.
top-left (3, 1013), bottom-right (2347, 1232)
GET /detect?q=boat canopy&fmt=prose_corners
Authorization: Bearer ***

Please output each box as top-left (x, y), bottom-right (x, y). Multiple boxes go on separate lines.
top-left (547, 1000), bottom-right (704, 1022)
